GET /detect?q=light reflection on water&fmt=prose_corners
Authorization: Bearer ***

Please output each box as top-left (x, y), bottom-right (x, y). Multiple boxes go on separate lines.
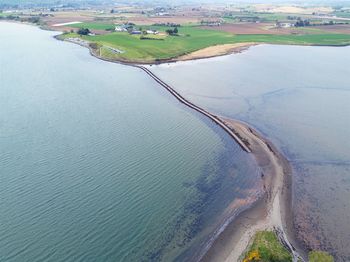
top-left (0, 22), bottom-right (261, 261)
top-left (150, 45), bottom-right (350, 261)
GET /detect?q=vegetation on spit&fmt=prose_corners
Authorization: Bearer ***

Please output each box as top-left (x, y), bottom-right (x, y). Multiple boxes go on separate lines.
top-left (242, 231), bottom-right (335, 262)
top-left (309, 251), bottom-right (334, 262)
top-left (242, 231), bottom-right (292, 262)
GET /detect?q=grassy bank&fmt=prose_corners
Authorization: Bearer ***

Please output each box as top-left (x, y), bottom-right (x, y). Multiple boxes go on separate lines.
top-left (61, 23), bottom-right (350, 63)
top-left (242, 231), bottom-right (335, 262)
top-left (242, 231), bottom-right (292, 262)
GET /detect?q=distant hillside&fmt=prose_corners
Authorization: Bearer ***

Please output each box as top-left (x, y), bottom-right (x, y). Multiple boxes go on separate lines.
top-left (1, 0), bottom-right (348, 9)
top-left (0, 0), bottom-right (113, 8)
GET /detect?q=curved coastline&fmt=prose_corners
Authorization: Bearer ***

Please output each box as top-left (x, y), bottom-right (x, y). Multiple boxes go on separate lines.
top-left (54, 30), bottom-right (305, 261)
top-left (200, 119), bottom-right (306, 262)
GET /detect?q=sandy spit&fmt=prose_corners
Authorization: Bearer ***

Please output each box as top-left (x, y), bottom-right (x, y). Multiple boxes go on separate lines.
top-left (176, 43), bottom-right (255, 62)
top-left (201, 119), bottom-right (306, 262)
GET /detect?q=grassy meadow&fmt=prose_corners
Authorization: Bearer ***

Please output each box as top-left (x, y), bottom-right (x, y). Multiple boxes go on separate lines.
top-left (63, 25), bottom-right (239, 62)
top-left (70, 22), bottom-right (115, 31)
top-left (63, 22), bottom-right (350, 63)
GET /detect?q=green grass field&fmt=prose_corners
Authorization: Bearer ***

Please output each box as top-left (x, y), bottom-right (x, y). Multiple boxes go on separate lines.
top-left (70, 22), bottom-right (115, 30)
top-left (63, 22), bottom-right (350, 63)
top-left (63, 26), bottom-right (239, 62)
top-left (233, 33), bottom-right (350, 45)
top-left (242, 231), bottom-right (292, 262)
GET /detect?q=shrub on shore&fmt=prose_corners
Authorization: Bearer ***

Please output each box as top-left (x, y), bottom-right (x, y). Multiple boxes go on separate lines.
top-left (309, 251), bottom-right (334, 262)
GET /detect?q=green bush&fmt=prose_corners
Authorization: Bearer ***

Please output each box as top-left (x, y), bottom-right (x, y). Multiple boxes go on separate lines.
top-left (309, 251), bottom-right (334, 262)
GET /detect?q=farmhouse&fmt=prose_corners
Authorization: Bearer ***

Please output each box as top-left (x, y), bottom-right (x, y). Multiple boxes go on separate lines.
top-left (115, 26), bottom-right (127, 32)
top-left (146, 30), bottom-right (159, 35)
top-left (275, 22), bottom-right (294, 28)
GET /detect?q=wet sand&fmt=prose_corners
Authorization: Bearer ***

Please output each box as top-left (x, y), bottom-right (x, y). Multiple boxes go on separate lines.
top-left (201, 119), bottom-right (306, 262)
top-left (176, 43), bottom-right (255, 62)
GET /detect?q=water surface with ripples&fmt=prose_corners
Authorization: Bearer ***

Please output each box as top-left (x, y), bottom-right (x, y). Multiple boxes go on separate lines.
top-left (0, 22), bottom-right (261, 261)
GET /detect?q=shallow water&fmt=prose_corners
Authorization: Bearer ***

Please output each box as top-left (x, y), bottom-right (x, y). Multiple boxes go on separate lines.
top-left (0, 23), bottom-right (262, 261)
top-left (150, 45), bottom-right (350, 261)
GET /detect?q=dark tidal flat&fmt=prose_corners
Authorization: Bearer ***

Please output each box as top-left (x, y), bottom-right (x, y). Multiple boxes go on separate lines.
top-left (150, 45), bottom-right (350, 261)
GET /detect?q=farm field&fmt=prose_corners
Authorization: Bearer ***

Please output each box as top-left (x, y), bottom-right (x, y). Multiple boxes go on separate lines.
top-left (70, 22), bottom-right (115, 30)
top-left (61, 22), bottom-right (350, 63)
top-left (62, 26), bottom-right (239, 62)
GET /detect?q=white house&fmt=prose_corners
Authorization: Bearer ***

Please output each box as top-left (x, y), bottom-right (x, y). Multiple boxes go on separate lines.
top-left (115, 26), bottom-right (127, 32)
top-left (275, 22), bottom-right (294, 28)
top-left (146, 30), bottom-right (159, 35)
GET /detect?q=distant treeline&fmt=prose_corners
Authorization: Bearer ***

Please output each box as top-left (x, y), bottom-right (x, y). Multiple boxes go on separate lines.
top-left (294, 18), bottom-right (349, 27)
top-left (0, 0), bottom-right (109, 9)
top-left (0, 14), bottom-right (41, 24)
top-left (140, 36), bottom-right (164, 41)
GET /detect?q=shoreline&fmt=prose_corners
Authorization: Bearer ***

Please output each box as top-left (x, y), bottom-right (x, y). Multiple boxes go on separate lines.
top-left (51, 23), bottom-right (306, 261)
top-left (200, 119), bottom-right (306, 262)
top-left (172, 43), bottom-right (256, 62)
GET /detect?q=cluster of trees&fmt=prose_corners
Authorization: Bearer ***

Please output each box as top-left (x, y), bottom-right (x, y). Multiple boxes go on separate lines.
top-left (0, 14), bottom-right (40, 24)
top-left (165, 27), bottom-right (178, 35)
top-left (140, 36), bottom-right (164, 41)
top-left (294, 19), bottom-right (310, 27)
top-left (294, 19), bottom-right (347, 27)
top-left (27, 16), bottom-right (40, 23)
top-left (77, 28), bottom-right (91, 35)
top-left (0, 14), bottom-right (19, 20)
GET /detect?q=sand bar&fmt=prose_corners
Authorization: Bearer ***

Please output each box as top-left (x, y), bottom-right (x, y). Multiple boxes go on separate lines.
top-left (176, 43), bottom-right (255, 62)
top-left (201, 119), bottom-right (306, 262)
top-left (52, 21), bottom-right (82, 27)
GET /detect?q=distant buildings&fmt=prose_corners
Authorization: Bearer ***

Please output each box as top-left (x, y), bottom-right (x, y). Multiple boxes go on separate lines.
top-left (275, 22), bottom-right (294, 28)
top-left (115, 26), bottom-right (127, 32)
top-left (115, 24), bottom-right (159, 35)
top-left (146, 30), bottom-right (159, 35)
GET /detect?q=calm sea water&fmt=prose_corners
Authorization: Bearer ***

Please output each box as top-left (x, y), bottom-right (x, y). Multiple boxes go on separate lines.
top-left (0, 23), bottom-right (261, 261)
top-left (150, 45), bottom-right (350, 261)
